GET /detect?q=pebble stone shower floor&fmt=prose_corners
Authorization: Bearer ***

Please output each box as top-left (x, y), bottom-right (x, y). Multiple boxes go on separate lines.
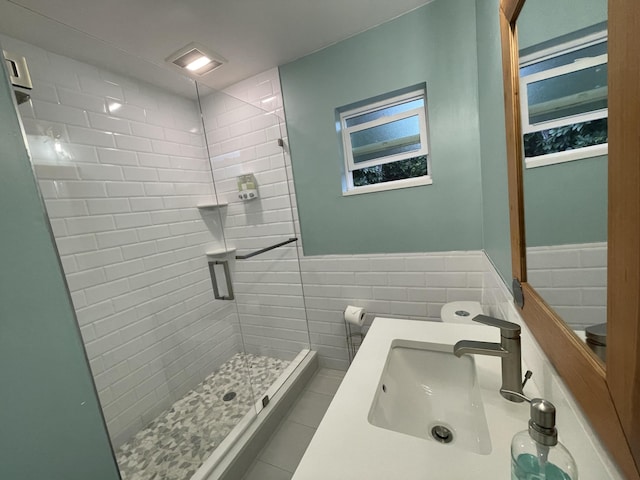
top-left (116, 353), bottom-right (291, 480)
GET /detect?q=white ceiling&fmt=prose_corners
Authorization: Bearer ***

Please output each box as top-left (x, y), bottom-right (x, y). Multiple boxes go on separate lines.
top-left (0, 0), bottom-right (434, 97)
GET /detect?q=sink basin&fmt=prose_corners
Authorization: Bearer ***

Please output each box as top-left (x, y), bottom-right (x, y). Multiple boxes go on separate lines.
top-left (368, 339), bottom-right (491, 454)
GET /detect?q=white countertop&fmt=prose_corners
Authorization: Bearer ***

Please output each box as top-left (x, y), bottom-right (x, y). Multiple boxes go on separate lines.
top-left (293, 318), bottom-right (540, 479)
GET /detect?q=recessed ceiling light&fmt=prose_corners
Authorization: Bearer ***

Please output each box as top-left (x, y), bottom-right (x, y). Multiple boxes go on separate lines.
top-left (166, 43), bottom-right (225, 77)
top-left (186, 56), bottom-right (212, 71)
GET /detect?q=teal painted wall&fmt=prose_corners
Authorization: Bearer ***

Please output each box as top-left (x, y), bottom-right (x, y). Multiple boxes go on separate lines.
top-left (518, 0), bottom-right (607, 50)
top-left (475, 0), bottom-right (513, 285)
top-left (0, 62), bottom-right (120, 479)
top-left (280, 0), bottom-right (483, 255)
top-left (524, 157), bottom-right (607, 246)
top-left (519, 0), bottom-right (608, 247)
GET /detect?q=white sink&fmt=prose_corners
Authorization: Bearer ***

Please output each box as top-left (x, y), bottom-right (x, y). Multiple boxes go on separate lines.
top-left (368, 339), bottom-right (491, 454)
top-left (293, 319), bottom-right (536, 480)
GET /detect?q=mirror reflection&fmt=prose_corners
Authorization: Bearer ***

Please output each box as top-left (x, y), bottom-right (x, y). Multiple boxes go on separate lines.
top-left (517, 0), bottom-right (608, 358)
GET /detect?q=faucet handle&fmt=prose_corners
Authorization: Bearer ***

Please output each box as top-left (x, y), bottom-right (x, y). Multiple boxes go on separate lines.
top-left (472, 314), bottom-right (521, 339)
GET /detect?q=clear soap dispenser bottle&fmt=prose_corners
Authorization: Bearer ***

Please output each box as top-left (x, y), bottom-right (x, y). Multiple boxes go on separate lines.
top-left (511, 397), bottom-right (578, 480)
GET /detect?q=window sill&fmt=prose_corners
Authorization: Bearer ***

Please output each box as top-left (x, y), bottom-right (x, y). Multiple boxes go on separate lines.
top-left (342, 175), bottom-right (433, 196)
top-left (525, 143), bottom-right (608, 169)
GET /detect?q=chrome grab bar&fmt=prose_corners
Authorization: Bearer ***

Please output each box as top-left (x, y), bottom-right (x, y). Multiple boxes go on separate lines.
top-left (208, 260), bottom-right (235, 300)
top-left (235, 237), bottom-right (298, 260)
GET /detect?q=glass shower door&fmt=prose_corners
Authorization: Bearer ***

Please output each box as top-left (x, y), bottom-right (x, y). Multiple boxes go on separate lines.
top-left (196, 80), bottom-right (311, 411)
top-left (0, 34), bottom-right (261, 480)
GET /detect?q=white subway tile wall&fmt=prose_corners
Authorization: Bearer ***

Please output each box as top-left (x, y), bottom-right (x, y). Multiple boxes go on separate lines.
top-left (526, 243), bottom-right (607, 329)
top-left (2, 35), bottom-right (242, 447)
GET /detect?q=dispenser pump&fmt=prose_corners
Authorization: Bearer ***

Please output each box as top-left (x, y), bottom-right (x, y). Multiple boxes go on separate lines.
top-left (528, 398), bottom-right (557, 446)
top-left (510, 396), bottom-right (578, 479)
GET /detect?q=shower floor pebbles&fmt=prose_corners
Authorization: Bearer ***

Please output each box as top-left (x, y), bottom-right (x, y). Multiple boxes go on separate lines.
top-left (115, 352), bottom-right (290, 480)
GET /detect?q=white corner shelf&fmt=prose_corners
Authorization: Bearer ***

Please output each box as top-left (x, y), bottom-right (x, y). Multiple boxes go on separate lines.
top-left (206, 248), bottom-right (236, 257)
top-left (197, 202), bottom-right (228, 209)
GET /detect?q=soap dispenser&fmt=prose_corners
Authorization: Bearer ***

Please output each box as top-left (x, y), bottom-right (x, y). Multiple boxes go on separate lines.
top-left (511, 397), bottom-right (578, 480)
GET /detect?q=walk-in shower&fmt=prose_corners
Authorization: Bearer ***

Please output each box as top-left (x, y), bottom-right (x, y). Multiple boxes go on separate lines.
top-left (1, 32), bottom-right (311, 480)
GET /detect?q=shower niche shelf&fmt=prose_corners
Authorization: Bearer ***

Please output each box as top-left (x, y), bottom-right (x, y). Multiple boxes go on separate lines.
top-left (206, 247), bottom-right (236, 257)
top-left (197, 201), bottom-right (228, 209)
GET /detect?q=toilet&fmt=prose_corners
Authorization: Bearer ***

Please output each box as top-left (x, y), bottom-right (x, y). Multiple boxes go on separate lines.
top-left (440, 301), bottom-right (484, 324)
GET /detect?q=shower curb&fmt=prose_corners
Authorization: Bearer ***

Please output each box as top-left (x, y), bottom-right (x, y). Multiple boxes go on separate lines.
top-left (196, 350), bottom-right (319, 480)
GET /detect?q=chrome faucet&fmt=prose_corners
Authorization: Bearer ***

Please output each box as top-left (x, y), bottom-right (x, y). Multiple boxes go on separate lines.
top-left (453, 315), bottom-right (525, 403)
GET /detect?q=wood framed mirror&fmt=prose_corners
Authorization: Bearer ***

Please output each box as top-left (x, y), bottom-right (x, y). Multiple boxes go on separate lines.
top-left (499, 0), bottom-right (640, 478)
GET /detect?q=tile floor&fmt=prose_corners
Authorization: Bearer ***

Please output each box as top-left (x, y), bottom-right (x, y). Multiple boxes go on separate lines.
top-left (116, 353), bottom-right (290, 480)
top-left (241, 368), bottom-right (346, 480)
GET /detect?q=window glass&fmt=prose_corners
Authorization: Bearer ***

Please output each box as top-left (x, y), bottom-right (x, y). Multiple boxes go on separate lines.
top-left (338, 88), bottom-right (431, 193)
top-left (349, 115), bottom-right (421, 164)
top-left (520, 34), bottom-right (608, 167)
top-left (520, 41), bottom-right (607, 76)
top-left (526, 63), bottom-right (607, 124)
top-left (345, 98), bottom-right (424, 128)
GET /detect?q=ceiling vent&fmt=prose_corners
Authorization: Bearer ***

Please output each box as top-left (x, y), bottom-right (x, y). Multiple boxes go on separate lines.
top-left (166, 43), bottom-right (225, 76)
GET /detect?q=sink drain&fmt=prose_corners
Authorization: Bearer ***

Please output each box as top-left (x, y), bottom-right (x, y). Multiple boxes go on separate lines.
top-left (431, 425), bottom-right (454, 444)
top-left (222, 391), bottom-right (236, 402)
top-left (455, 310), bottom-right (470, 317)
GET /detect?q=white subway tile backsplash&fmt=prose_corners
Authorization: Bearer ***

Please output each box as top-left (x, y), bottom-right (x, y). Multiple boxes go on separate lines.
top-left (76, 247), bottom-right (123, 270)
top-left (151, 139), bottom-right (182, 156)
top-left (87, 198), bottom-right (131, 215)
top-left (114, 134), bottom-right (153, 152)
top-left (88, 113), bottom-right (131, 135)
top-left (129, 197), bottom-right (164, 212)
top-left (104, 259), bottom-right (145, 281)
top-left (138, 153), bottom-right (172, 169)
top-left (68, 126), bottom-right (115, 148)
top-left (66, 215), bottom-right (115, 235)
top-left (122, 167), bottom-right (159, 182)
top-left (106, 182), bottom-right (146, 197)
top-left (33, 99), bottom-right (88, 127)
top-left (55, 181), bottom-right (107, 198)
top-left (425, 272), bottom-right (467, 287)
top-left (34, 164), bottom-right (79, 181)
top-left (75, 299), bottom-right (116, 326)
top-left (57, 87), bottom-right (107, 113)
top-left (85, 279), bottom-right (131, 305)
top-left (56, 234), bottom-right (98, 255)
top-left (66, 268), bottom-right (107, 291)
top-left (388, 272), bottom-right (426, 287)
top-left (77, 164), bottom-right (124, 181)
top-left (79, 75), bottom-right (124, 100)
top-left (131, 122), bottom-right (165, 140)
top-left (97, 148), bottom-right (138, 166)
top-left (111, 103), bottom-right (147, 123)
top-left (46, 199), bottom-right (88, 218)
top-left (372, 287), bottom-right (409, 301)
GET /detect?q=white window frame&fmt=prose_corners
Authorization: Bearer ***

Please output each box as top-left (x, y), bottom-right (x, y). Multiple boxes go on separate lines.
top-left (339, 90), bottom-right (432, 195)
top-left (520, 32), bottom-right (608, 169)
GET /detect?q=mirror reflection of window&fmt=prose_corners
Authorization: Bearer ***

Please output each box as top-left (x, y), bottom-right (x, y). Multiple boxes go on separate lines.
top-left (519, 27), bottom-right (608, 168)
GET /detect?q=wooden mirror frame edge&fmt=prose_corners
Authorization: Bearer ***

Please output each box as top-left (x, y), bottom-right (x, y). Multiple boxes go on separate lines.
top-left (498, 0), bottom-right (640, 477)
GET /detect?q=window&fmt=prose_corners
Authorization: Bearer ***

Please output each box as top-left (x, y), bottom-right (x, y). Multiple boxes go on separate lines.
top-left (520, 29), bottom-right (608, 168)
top-left (338, 88), bottom-right (432, 195)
